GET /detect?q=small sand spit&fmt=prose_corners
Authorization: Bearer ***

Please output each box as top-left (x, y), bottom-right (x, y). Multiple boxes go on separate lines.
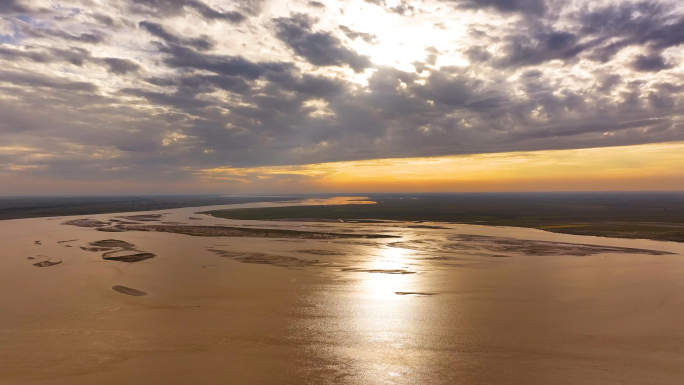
top-left (390, 235), bottom-right (674, 257)
top-left (296, 249), bottom-right (348, 256)
top-left (104, 252), bottom-right (156, 263)
top-left (82, 239), bottom-right (156, 263)
top-left (114, 224), bottom-right (398, 239)
top-left (395, 292), bottom-right (437, 296)
top-left (407, 225), bottom-right (450, 230)
top-left (90, 239), bottom-right (136, 248)
top-left (116, 214), bottom-right (164, 222)
top-left (448, 234), bottom-right (675, 256)
top-left (341, 267), bottom-right (416, 275)
top-left (62, 219), bottom-right (108, 228)
top-left (33, 260), bottom-right (62, 267)
top-left (111, 285), bottom-right (147, 296)
top-left (207, 248), bottom-right (322, 268)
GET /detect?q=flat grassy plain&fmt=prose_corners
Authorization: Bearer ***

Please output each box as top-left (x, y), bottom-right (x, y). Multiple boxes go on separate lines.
top-left (205, 193), bottom-right (684, 243)
top-left (0, 195), bottom-right (296, 221)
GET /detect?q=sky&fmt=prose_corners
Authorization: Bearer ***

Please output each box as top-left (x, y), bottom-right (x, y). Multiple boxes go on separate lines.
top-left (1, 0), bottom-right (684, 195)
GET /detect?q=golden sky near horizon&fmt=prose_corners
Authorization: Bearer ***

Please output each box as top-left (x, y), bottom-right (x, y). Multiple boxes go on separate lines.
top-left (2, 141), bottom-right (684, 195)
top-left (196, 141), bottom-right (684, 193)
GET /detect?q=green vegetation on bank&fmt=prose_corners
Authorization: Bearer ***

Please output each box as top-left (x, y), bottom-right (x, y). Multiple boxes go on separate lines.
top-left (204, 193), bottom-right (684, 243)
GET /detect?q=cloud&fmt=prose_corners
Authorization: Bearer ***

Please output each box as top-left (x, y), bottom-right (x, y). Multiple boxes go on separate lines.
top-left (577, 2), bottom-right (684, 61)
top-left (631, 53), bottom-right (674, 72)
top-left (445, 0), bottom-right (547, 15)
top-left (339, 25), bottom-right (377, 44)
top-left (388, 1), bottom-right (416, 15)
top-left (139, 21), bottom-right (214, 50)
top-left (0, 70), bottom-right (97, 92)
top-left (146, 73), bottom-right (251, 95)
top-left (102, 58), bottom-right (142, 75)
top-left (273, 13), bottom-right (372, 72)
top-left (0, 46), bottom-right (50, 62)
top-left (0, 45), bottom-right (143, 75)
top-left (50, 48), bottom-right (92, 66)
top-left (494, 30), bottom-right (596, 68)
top-left (0, 0), bottom-right (34, 15)
top-left (91, 13), bottom-right (116, 27)
top-left (25, 27), bottom-right (105, 44)
top-left (130, 0), bottom-right (245, 22)
top-left (464, 46), bottom-right (491, 63)
top-left (157, 43), bottom-right (293, 79)
top-left (479, 2), bottom-right (684, 69)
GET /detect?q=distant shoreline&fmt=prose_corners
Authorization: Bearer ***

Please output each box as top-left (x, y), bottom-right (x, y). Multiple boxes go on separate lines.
top-left (203, 193), bottom-right (684, 244)
top-left (5, 193), bottom-right (684, 244)
top-left (0, 195), bottom-right (298, 221)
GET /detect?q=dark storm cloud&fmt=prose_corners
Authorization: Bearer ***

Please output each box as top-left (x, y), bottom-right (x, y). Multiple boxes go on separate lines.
top-left (130, 0), bottom-right (245, 22)
top-left (273, 13), bottom-right (372, 72)
top-left (308, 1), bottom-right (325, 8)
top-left (139, 21), bottom-right (214, 50)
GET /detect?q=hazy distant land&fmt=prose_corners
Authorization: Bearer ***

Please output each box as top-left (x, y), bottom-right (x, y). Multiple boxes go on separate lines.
top-left (5, 193), bottom-right (684, 244)
top-left (0, 195), bottom-right (297, 221)
top-left (205, 192), bottom-right (684, 244)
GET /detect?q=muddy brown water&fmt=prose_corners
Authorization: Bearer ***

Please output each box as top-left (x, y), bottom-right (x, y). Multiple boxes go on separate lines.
top-left (1, 197), bottom-right (683, 384)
